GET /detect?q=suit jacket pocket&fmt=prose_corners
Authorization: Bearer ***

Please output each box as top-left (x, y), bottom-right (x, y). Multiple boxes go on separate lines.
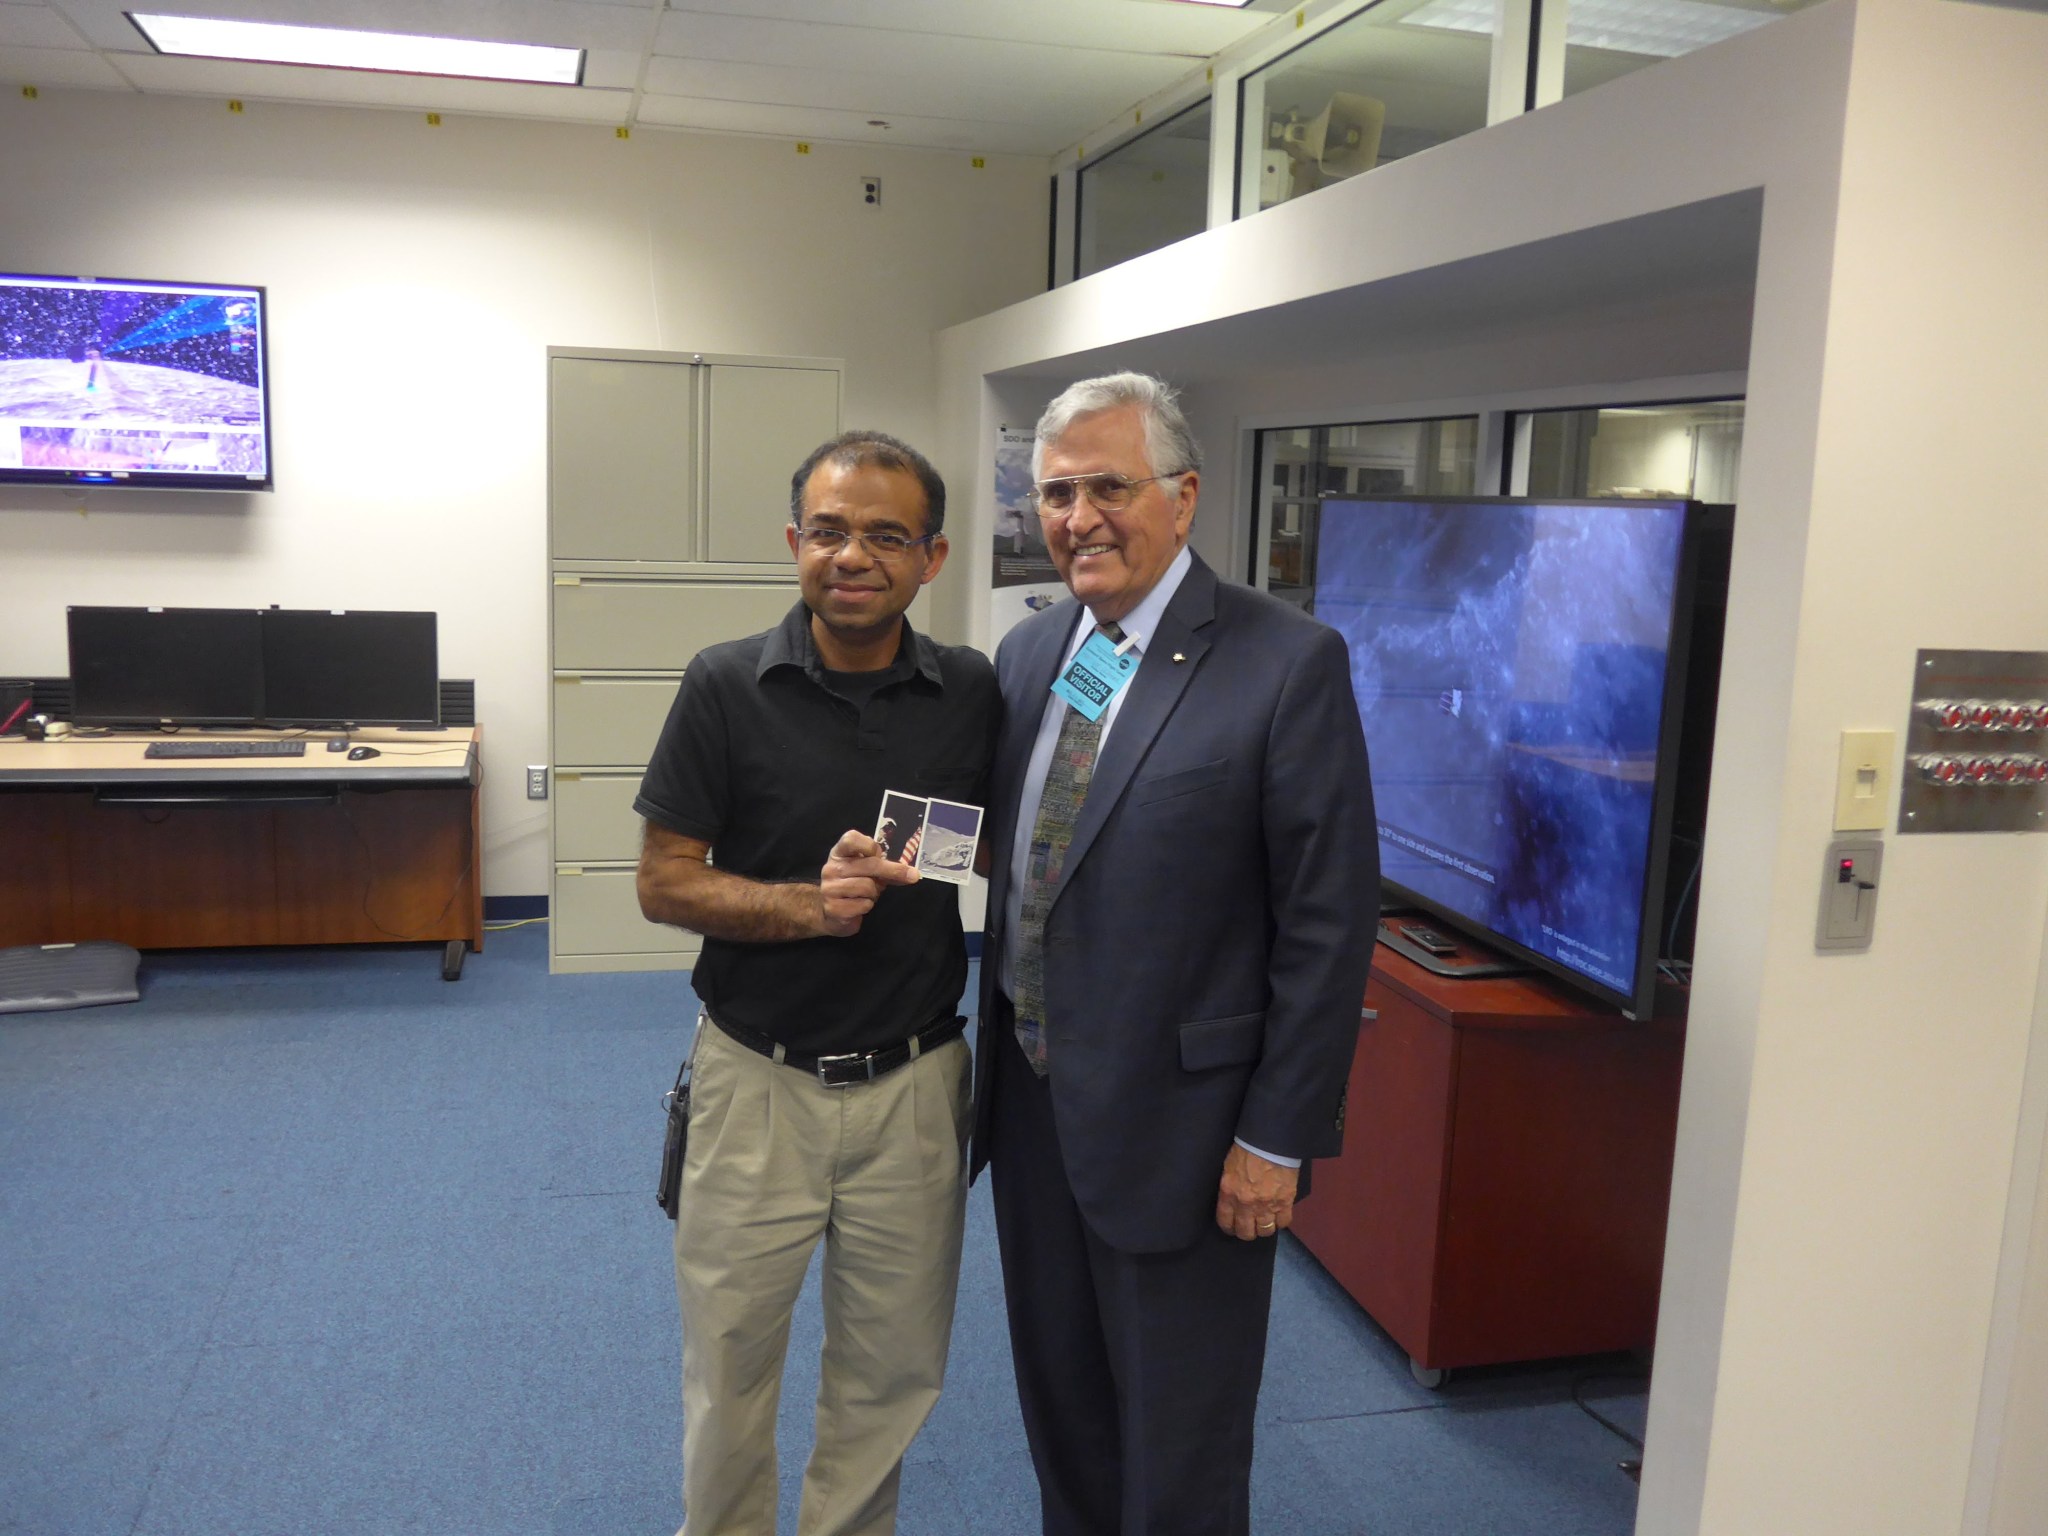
top-left (1132, 757), bottom-right (1229, 806)
top-left (1179, 1011), bottom-right (1265, 1072)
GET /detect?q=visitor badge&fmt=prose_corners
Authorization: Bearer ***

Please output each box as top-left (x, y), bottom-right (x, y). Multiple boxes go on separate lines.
top-left (1051, 628), bottom-right (1139, 722)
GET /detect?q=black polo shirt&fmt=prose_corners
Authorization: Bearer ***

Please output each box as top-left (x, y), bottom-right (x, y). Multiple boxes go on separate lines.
top-left (634, 602), bottom-right (998, 1055)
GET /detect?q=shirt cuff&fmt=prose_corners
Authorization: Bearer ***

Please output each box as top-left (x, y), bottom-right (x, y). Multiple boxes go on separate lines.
top-left (1233, 1137), bottom-right (1301, 1168)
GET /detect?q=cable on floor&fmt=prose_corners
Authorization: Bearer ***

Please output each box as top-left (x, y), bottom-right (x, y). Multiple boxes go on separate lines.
top-left (1572, 1369), bottom-right (1648, 1483)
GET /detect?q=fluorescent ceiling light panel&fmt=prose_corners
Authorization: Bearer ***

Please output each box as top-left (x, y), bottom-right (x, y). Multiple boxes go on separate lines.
top-left (127, 13), bottom-right (584, 84)
top-left (1404, 0), bottom-right (1772, 56)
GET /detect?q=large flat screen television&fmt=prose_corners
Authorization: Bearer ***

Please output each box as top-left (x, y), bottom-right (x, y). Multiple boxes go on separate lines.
top-left (261, 610), bottom-right (440, 728)
top-left (0, 272), bottom-right (272, 491)
top-left (68, 606), bottom-right (266, 726)
top-left (1312, 494), bottom-right (1716, 1019)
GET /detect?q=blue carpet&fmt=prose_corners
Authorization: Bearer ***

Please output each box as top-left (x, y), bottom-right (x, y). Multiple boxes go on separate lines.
top-left (0, 926), bottom-right (1645, 1535)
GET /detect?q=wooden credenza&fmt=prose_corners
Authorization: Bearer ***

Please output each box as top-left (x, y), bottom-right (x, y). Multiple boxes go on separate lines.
top-left (0, 728), bottom-right (483, 965)
top-left (1290, 938), bottom-right (1684, 1381)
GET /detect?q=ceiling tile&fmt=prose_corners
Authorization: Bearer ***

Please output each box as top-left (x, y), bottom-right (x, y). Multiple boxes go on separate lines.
top-left (656, 0), bottom-right (1265, 55)
top-left (652, 10), bottom-right (1208, 78)
top-left (0, 38), bottom-right (133, 85)
top-left (634, 90), bottom-right (1055, 155)
top-left (640, 52), bottom-right (1190, 131)
top-left (0, 3), bottom-right (89, 49)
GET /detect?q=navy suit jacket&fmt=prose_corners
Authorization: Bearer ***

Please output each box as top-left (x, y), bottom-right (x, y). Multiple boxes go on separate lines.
top-left (972, 552), bottom-right (1380, 1253)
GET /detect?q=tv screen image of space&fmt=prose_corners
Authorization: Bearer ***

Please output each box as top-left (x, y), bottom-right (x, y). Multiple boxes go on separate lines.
top-left (1314, 498), bottom-right (1686, 997)
top-left (0, 276), bottom-right (266, 476)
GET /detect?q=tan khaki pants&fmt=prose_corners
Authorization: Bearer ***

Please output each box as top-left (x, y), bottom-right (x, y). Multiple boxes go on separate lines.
top-left (674, 1020), bottom-right (971, 1536)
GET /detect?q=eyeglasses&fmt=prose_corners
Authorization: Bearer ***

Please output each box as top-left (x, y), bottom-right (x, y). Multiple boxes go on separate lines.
top-left (794, 525), bottom-right (937, 560)
top-left (1026, 472), bottom-right (1184, 519)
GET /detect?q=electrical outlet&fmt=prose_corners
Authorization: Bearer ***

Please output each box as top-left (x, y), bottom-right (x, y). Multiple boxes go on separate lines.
top-left (861, 175), bottom-right (881, 207)
top-left (526, 765), bottom-right (548, 801)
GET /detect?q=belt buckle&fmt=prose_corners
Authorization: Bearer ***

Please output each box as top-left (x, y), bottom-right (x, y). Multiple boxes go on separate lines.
top-left (815, 1051), bottom-right (874, 1088)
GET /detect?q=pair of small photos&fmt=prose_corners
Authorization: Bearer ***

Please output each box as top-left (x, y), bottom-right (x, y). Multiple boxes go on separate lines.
top-left (874, 790), bottom-right (982, 887)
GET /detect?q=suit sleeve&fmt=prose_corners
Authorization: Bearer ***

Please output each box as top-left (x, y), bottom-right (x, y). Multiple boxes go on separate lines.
top-left (1233, 622), bottom-right (1381, 1160)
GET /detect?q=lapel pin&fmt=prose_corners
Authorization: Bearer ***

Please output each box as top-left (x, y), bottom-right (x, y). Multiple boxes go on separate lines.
top-left (1172, 652), bottom-right (1186, 663)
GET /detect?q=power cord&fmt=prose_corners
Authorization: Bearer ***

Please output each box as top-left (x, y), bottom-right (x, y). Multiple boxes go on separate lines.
top-left (1572, 1369), bottom-right (1648, 1483)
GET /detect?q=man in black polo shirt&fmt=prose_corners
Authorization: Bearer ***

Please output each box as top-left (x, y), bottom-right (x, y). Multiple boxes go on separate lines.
top-left (635, 430), bottom-right (997, 1536)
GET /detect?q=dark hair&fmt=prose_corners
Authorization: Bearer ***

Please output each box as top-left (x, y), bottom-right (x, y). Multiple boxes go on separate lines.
top-left (789, 431), bottom-right (947, 536)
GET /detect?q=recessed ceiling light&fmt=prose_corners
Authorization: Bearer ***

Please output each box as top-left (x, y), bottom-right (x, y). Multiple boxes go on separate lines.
top-left (127, 13), bottom-right (585, 85)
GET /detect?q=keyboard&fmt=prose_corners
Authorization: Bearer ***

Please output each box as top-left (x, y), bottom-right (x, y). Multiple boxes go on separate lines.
top-left (143, 739), bottom-right (308, 759)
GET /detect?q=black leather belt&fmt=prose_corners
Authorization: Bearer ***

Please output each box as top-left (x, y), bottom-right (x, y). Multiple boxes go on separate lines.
top-left (711, 1012), bottom-right (966, 1088)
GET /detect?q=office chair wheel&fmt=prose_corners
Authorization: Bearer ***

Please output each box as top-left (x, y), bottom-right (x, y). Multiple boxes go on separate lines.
top-left (1409, 1357), bottom-right (1450, 1390)
top-left (441, 940), bottom-right (467, 981)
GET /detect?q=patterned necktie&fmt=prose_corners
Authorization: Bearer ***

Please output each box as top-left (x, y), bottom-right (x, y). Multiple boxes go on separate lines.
top-left (1012, 622), bottom-right (1124, 1076)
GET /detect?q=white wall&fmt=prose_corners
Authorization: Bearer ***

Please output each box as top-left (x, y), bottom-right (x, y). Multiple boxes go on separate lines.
top-left (1687, 4), bottom-right (2048, 1529)
top-left (939, 2), bottom-right (2048, 1531)
top-left (0, 88), bottom-right (1046, 897)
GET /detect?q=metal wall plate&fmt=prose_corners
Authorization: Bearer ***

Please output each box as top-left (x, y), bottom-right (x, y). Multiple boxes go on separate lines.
top-left (1898, 649), bottom-right (2048, 834)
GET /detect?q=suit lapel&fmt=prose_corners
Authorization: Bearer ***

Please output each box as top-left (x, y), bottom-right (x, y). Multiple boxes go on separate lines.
top-left (1056, 556), bottom-right (1217, 886)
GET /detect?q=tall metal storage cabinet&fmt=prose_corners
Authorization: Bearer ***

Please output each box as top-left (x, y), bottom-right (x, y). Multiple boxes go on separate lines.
top-left (547, 347), bottom-right (841, 974)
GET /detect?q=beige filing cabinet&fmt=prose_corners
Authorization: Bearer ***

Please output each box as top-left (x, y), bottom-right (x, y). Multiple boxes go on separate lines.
top-left (548, 347), bottom-right (840, 973)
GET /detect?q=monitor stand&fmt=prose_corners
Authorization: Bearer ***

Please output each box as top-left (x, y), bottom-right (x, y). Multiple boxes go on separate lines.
top-left (1376, 916), bottom-right (1532, 981)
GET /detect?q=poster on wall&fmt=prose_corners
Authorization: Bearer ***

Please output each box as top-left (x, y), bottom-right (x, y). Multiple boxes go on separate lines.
top-left (990, 423), bottom-right (1066, 643)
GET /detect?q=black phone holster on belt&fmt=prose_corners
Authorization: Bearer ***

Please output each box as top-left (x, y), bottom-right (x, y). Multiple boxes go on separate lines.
top-left (657, 1013), bottom-right (704, 1221)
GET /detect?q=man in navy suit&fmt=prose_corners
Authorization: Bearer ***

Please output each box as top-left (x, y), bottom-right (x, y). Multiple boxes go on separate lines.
top-left (974, 372), bottom-right (1380, 1535)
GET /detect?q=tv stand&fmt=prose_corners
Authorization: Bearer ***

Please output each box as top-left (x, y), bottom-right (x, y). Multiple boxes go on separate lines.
top-left (1290, 939), bottom-right (1684, 1381)
top-left (1376, 915), bottom-right (1531, 979)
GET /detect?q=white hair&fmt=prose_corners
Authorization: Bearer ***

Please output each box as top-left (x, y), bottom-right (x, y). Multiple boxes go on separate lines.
top-left (1032, 371), bottom-right (1202, 480)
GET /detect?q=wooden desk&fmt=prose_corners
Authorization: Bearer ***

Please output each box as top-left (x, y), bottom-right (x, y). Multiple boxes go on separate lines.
top-left (1289, 938), bottom-right (1684, 1383)
top-left (0, 728), bottom-right (483, 973)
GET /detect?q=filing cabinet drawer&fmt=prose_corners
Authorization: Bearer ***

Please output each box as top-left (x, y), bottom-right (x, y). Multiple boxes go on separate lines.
top-left (553, 674), bottom-right (680, 767)
top-left (552, 865), bottom-right (700, 958)
top-left (552, 579), bottom-right (795, 672)
top-left (554, 773), bottom-right (646, 863)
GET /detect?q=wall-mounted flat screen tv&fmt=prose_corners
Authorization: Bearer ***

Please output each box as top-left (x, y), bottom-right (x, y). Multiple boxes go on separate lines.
top-left (0, 272), bottom-right (272, 491)
top-left (1312, 495), bottom-right (1706, 1020)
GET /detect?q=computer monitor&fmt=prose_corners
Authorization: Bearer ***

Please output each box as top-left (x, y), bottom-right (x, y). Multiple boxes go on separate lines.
top-left (67, 606), bottom-right (266, 726)
top-left (259, 609), bottom-right (439, 728)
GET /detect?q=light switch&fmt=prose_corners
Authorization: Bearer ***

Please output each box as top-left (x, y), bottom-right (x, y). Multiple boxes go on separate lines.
top-left (1816, 837), bottom-right (1883, 951)
top-left (1834, 729), bottom-right (1896, 832)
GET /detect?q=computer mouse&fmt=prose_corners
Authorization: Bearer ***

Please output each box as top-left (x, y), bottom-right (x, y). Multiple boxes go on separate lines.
top-left (346, 746), bottom-right (381, 761)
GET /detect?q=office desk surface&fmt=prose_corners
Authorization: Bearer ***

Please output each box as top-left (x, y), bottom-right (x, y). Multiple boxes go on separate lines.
top-left (0, 728), bottom-right (484, 959)
top-left (0, 729), bottom-right (478, 787)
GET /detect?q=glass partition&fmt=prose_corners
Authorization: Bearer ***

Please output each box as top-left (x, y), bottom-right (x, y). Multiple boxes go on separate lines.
top-left (1238, 0), bottom-right (1493, 216)
top-left (1513, 400), bottom-right (1744, 502)
top-left (1256, 415), bottom-right (1479, 607)
top-left (1076, 100), bottom-right (1214, 279)
top-left (1555, 0), bottom-right (1825, 100)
